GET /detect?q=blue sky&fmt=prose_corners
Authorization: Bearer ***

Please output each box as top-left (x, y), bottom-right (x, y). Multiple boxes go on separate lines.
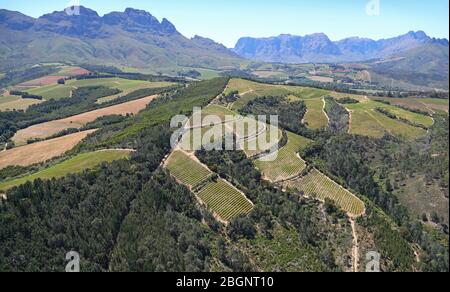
top-left (1, 0), bottom-right (448, 47)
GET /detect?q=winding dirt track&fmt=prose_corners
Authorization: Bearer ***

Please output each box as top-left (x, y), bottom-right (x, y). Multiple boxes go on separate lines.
top-left (350, 218), bottom-right (360, 272)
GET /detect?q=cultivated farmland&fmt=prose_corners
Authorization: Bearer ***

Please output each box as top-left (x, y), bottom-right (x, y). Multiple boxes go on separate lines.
top-left (226, 78), bottom-right (284, 108)
top-left (301, 98), bottom-right (329, 129)
top-left (255, 132), bottom-right (312, 182)
top-left (0, 129), bottom-right (96, 169)
top-left (225, 78), bottom-right (328, 110)
top-left (12, 95), bottom-right (158, 145)
top-left (16, 75), bottom-right (67, 88)
top-left (25, 77), bottom-right (175, 101)
top-left (0, 95), bottom-right (43, 111)
top-left (0, 149), bottom-right (132, 192)
top-left (336, 95), bottom-right (433, 139)
top-left (179, 124), bottom-right (231, 152)
top-left (166, 150), bottom-right (212, 188)
top-left (51, 66), bottom-right (91, 77)
top-left (196, 179), bottom-right (253, 222)
top-left (285, 169), bottom-right (365, 217)
top-left (373, 97), bottom-right (449, 114)
top-left (241, 123), bottom-right (282, 158)
top-left (188, 104), bottom-right (237, 128)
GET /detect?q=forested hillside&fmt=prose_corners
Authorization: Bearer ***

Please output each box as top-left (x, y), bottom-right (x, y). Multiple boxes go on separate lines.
top-left (0, 77), bottom-right (448, 272)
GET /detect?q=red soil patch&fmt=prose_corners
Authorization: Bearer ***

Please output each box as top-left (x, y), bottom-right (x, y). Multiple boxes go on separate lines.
top-left (16, 76), bottom-right (66, 88)
top-left (64, 68), bottom-right (91, 76)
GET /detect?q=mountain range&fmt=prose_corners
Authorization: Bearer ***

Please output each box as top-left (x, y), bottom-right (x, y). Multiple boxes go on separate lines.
top-left (233, 31), bottom-right (449, 63)
top-left (0, 6), bottom-right (241, 71)
top-left (0, 6), bottom-right (448, 89)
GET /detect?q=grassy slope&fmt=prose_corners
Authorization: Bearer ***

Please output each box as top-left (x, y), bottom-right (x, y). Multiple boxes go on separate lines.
top-left (0, 95), bottom-right (43, 111)
top-left (0, 150), bottom-right (132, 191)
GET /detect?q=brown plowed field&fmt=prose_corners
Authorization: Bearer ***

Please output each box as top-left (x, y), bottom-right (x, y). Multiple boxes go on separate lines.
top-left (0, 129), bottom-right (97, 169)
top-left (12, 95), bottom-right (157, 145)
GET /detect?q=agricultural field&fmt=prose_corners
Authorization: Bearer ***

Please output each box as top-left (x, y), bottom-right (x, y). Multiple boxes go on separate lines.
top-left (348, 108), bottom-right (428, 139)
top-left (285, 169), bottom-right (365, 217)
top-left (49, 66), bottom-right (91, 77)
top-left (333, 93), bottom-right (434, 127)
top-left (373, 97), bottom-right (449, 114)
top-left (307, 75), bottom-right (334, 83)
top-left (418, 98), bottom-right (450, 113)
top-left (188, 104), bottom-right (237, 128)
top-left (12, 95), bottom-right (158, 145)
top-left (96, 80), bottom-right (176, 104)
top-left (226, 78), bottom-right (328, 110)
top-left (185, 104), bottom-right (282, 155)
top-left (255, 132), bottom-right (312, 182)
top-left (292, 87), bottom-right (329, 99)
top-left (24, 77), bottom-right (175, 101)
top-left (348, 110), bottom-right (386, 138)
top-left (332, 94), bottom-right (434, 139)
top-left (0, 150), bottom-right (132, 192)
top-left (253, 70), bottom-right (289, 79)
top-left (179, 124), bottom-right (232, 152)
top-left (13, 66), bottom-right (91, 90)
top-left (165, 150), bottom-right (212, 188)
top-left (196, 178), bottom-right (253, 222)
top-left (0, 129), bottom-right (96, 169)
top-left (241, 123), bottom-right (282, 158)
top-left (369, 109), bottom-right (428, 139)
top-left (15, 75), bottom-right (66, 88)
top-left (293, 97), bottom-right (329, 129)
top-left (0, 94), bottom-right (43, 111)
top-left (193, 68), bottom-right (221, 79)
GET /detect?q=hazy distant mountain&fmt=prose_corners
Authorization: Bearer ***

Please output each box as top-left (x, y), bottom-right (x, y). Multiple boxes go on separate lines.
top-left (0, 7), bottom-right (242, 70)
top-left (233, 31), bottom-right (449, 63)
top-left (369, 43), bottom-right (449, 90)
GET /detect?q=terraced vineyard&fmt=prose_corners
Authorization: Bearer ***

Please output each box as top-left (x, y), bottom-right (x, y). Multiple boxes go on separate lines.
top-left (287, 169), bottom-right (365, 216)
top-left (241, 123), bottom-right (282, 157)
top-left (179, 124), bottom-right (231, 151)
top-left (255, 132), bottom-right (312, 182)
top-left (165, 150), bottom-right (212, 188)
top-left (226, 78), bottom-right (328, 110)
top-left (188, 104), bottom-right (237, 128)
top-left (196, 179), bottom-right (253, 222)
